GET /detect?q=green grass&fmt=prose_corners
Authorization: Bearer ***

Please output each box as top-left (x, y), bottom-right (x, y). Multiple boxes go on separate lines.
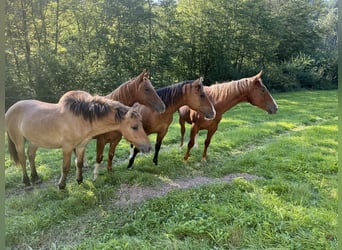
top-left (5, 90), bottom-right (337, 249)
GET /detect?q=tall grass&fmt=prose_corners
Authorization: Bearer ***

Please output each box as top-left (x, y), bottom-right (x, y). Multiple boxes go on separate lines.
top-left (5, 90), bottom-right (337, 249)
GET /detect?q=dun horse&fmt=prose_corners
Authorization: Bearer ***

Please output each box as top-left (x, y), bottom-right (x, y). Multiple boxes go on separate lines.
top-left (178, 71), bottom-right (278, 161)
top-left (6, 90), bottom-right (151, 189)
top-left (70, 70), bottom-right (165, 167)
top-left (93, 77), bottom-right (216, 179)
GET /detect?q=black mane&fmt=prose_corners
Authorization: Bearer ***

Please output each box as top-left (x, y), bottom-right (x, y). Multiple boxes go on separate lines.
top-left (156, 80), bottom-right (194, 107)
top-left (63, 96), bottom-right (111, 123)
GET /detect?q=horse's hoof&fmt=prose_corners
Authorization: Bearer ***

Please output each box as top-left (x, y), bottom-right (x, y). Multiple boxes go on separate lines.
top-left (77, 178), bottom-right (83, 185)
top-left (32, 177), bottom-right (42, 184)
top-left (58, 184), bottom-right (66, 190)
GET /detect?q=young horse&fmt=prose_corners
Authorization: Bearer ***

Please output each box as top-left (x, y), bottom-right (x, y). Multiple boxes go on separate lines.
top-left (73, 70), bottom-right (165, 168)
top-left (178, 71), bottom-right (278, 161)
top-left (6, 90), bottom-right (151, 189)
top-left (93, 77), bottom-right (215, 179)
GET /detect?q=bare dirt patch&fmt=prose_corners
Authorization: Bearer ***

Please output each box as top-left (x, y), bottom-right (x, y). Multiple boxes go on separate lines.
top-left (114, 173), bottom-right (263, 206)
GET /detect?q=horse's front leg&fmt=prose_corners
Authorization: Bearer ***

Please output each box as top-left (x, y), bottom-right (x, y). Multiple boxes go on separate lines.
top-left (58, 149), bottom-right (72, 189)
top-left (127, 146), bottom-right (140, 169)
top-left (75, 147), bottom-right (85, 184)
top-left (202, 126), bottom-right (217, 161)
top-left (27, 143), bottom-right (42, 184)
top-left (184, 124), bottom-right (199, 161)
top-left (153, 130), bottom-right (167, 165)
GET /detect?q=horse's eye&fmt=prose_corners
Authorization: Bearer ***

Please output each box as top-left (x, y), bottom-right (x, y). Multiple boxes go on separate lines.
top-left (145, 88), bottom-right (150, 92)
top-left (131, 125), bottom-right (139, 131)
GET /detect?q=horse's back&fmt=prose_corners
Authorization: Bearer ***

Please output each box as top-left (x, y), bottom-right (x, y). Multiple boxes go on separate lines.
top-left (59, 90), bottom-right (91, 103)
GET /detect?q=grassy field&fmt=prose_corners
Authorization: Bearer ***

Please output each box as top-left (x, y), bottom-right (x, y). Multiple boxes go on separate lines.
top-left (5, 90), bottom-right (337, 249)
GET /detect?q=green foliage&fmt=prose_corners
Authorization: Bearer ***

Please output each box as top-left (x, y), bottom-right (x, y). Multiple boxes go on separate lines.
top-left (5, 0), bottom-right (338, 109)
top-left (5, 90), bottom-right (337, 249)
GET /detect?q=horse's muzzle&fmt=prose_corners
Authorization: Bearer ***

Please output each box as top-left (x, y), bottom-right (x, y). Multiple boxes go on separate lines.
top-left (139, 143), bottom-right (152, 153)
top-left (156, 103), bottom-right (166, 114)
top-left (204, 109), bottom-right (216, 120)
top-left (267, 104), bottom-right (278, 114)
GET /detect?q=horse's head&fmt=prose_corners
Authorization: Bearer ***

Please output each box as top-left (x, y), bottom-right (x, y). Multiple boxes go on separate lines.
top-left (246, 71), bottom-right (278, 114)
top-left (183, 77), bottom-right (216, 120)
top-left (134, 70), bottom-right (166, 113)
top-left (118, 103), bottom-right (152, 153)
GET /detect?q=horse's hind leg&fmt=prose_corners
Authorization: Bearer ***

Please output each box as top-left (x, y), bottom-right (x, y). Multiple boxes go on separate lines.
top-left (14, 137), bottom-right (31, 187)
top-left (107, 136), bottom-right (122, 171)
top-left (94, 138), bottom-right (105, 181)
top-left (179, 117), bottom-right (186, 147)
top-left (184, 124), bottom-right (199, 161)
top-left (27, 143), bottom-right (42, 184)
top-left (75, 147), bottom-right (85, 184)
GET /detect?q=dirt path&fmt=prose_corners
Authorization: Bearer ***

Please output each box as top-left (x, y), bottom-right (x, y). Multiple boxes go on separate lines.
top-left (114, 173), bottom-right (263, 206)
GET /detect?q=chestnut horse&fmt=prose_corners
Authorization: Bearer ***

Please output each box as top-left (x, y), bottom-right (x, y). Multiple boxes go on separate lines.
top-left (178, 71), bottom-right (278, 161)
top-left (93, 77), bottom-right (216, 178)
top-left (71, 70), bottom-right (165, 167)
top-left (6, 90), bottom-right (151, 189)
top-left (127, 77), bottom-right (216, 169)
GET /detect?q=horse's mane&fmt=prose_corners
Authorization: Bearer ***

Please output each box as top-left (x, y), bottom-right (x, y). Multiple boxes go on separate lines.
top-left (62, 95), bottom-right (126, 123)
top-left (206, 78), bottom-right (251, 101)
top-left (157, 80), bottom-right (194, 107)
top-left (105, 78), bottom-right (132, 100)
top-left (105, 72), bottom-right (145, 101)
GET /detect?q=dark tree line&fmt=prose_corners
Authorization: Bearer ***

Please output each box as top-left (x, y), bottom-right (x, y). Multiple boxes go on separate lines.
top-left (5, 0), bottom-right (337, 109)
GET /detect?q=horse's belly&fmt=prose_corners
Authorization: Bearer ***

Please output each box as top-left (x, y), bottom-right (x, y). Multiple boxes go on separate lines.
top-left (20, 124), bottom-right (67, 148)
top-left (25, 135), bottom-right (64, 149)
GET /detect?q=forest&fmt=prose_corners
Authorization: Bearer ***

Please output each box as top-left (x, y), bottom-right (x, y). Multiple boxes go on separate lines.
top-left (5, 0), bottom-right (338, 109)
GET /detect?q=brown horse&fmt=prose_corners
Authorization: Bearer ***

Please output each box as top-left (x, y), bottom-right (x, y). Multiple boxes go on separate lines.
top-left (93, 77), bottom-right (216, 178)
top-left (178, 71), bottom-right (278, 161)
top-left (126, 77), bottom-right (217, 169)
top-left (6, 90), bottom-right (151, 189)
top-left (69, 70), bottom-right (165, 167)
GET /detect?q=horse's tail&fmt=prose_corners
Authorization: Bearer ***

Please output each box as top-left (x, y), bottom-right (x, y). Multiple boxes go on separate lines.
top-left (7, 133), bottom-right (20, 165)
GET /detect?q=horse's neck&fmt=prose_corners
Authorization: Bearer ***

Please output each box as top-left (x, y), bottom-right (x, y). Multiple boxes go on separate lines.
top-left (89, 118), bottom-right (120, 138)
top-left (162, 91), bottom-right (188, 115)
top-left (207, 80), bottom-right (249, 115)
top-left (105, 82), bottom-right (135, 106)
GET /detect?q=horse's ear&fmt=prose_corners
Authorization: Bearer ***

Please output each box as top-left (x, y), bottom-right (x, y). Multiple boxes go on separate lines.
top-left (142, 69), bottom-right (149, 80)
top-left (193, 77), bottom-right (203, 86)
top-left (138, 70), bottom-right (147, 82)
top-left (132, 102), bottom-right (140, 109)
top-left (255, 70), bottom-right (263, 79)
top-left (199, 76), bottom-right (204, 84)
top-left (114, 105), bottom-right (129, 122)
